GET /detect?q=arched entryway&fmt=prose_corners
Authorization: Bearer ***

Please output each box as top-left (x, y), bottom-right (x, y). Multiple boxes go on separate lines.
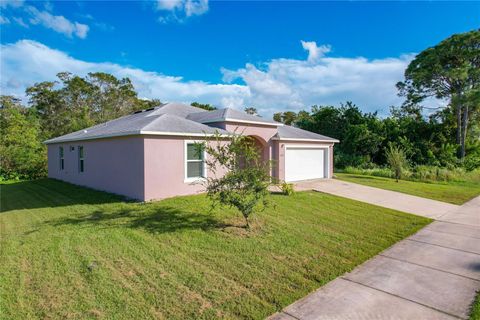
top-left (238, 135), bottom-right (269, 169)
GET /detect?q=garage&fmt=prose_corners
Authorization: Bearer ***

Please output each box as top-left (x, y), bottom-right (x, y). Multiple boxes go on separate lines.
top-left (285, 147), bottom-right (328, 182)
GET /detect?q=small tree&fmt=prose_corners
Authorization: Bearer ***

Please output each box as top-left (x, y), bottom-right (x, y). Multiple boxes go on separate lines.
top-left (385, 143), bottom-right (408, 182)
top-left (199, 133), bottom-right (271, 229)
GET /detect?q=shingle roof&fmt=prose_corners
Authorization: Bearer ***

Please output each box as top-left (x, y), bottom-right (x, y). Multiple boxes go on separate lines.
top-left (44, 103), bottom-right (228, 144)
top-left (44, 102), bottom-right (338, 144)
top-left (275, 125), bottom-right (339, 142)
top-left (188, 107), bottom-right (280, 126)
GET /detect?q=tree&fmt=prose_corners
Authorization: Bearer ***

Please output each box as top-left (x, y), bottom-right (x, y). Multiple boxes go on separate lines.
top-left (397, 29), bottom-right (480, 159)
top-left (385, 144), bottom-right (408, 182)
top-left (191, 102), bottom-right (217, 111)
top-left (26, 72), bottom-right (151, 140)
top-left (244, 107), bottom-right (258, 116)
top-left (0, 96), bottom-right (46, 179)
top-left (200, 133), bottom-right (271, 229)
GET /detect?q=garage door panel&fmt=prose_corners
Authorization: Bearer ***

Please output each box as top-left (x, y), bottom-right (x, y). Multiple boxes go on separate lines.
top-left (285, 148), bottom-right (325, 182)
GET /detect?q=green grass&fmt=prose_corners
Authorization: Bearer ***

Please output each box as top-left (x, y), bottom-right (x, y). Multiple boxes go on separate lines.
top-left (471, 292), bottom-right (480, 320)
top-left (336, 173), bottom-right (480, 205)
top-left (0, 179), bottom-right (430, 319)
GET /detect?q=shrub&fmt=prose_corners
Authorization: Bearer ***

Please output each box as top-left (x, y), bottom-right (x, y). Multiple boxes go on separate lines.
top-left (385, 144), bottom-right (409, 182)
top-left (201, 133), bottom-right (271, 229)
top-left (280, 182), bottom-right (295, 196)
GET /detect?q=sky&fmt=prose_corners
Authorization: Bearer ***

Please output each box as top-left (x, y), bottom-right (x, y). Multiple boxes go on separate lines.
top-left (0, 0), bottom-right (479, 117)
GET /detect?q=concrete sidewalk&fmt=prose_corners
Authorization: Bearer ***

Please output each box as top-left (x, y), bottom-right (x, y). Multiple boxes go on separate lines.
top-left (296, 179), bottom-right (459, 219)
top-left (270, 183), bottom-right (480, 320)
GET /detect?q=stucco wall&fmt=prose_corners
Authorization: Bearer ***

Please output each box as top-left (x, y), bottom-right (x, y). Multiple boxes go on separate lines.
top-left (47, 136), bottom-right (145, 200)
top-left (143, 136), bottom-right (228, 201)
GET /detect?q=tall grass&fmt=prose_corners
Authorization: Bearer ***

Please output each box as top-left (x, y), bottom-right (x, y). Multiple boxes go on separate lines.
top-left (340, 165), bottom-right (480, 184)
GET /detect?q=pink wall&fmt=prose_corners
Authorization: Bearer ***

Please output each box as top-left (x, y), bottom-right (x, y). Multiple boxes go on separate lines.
top-left (143, 136), bottom-right (228, 201)
top-left (48, 136), bottom-right (145, 200)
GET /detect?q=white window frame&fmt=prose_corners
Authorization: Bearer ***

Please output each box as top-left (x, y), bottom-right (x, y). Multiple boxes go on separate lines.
top-left (78, 145), bottom-right (85, 173)
top-left (59, 146), bottom-right (64, 170)
top-left (184, 140), bottom-right (207, 183)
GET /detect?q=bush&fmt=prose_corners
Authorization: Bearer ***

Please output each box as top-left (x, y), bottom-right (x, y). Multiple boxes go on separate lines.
top-left (280, 182), bottom-right (295, 196)
top-left (341, 164), bottom-right (480, 184)
top-left (385, 144), bottom-right (409, 182)
top-left (342, 166), bottom-right (394, 179)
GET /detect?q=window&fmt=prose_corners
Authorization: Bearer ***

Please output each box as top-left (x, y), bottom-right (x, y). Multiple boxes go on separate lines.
top-left (185, 142), bottom-right (205, 180)
top-left (78, 146), bottom-right (85, 173)
top-left (59, 146), bottom-right (64, 170)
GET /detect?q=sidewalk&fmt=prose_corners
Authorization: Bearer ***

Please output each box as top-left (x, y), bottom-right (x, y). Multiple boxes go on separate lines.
top-left (270, 187), bottom-right (480, 320)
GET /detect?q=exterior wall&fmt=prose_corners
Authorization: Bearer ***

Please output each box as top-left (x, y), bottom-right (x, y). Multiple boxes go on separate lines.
top-left (47, 136), bottom-right (145, 200)
top-left (275, 141), bottom-right (335, 181)
top-left (143, 136), bottom-right (228, 201)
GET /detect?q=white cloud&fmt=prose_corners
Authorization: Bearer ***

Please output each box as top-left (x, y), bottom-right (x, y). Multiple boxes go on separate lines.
top-left (26, 6), bottom-right (89, 38)
top-left (0, 15), bottom-right (10, 24)
top-left (0, 40), bottom-right (248, 109)
top-left (156, 0), bottom-right (208, 23)
top-left (1, 39), bottom-right (439, 117)
top-left (12, 16), bottom-right (28, 27)
top-left (301, 40), bottom-right (331, 62)
top-left (0, 0), bottom-right (24, 8)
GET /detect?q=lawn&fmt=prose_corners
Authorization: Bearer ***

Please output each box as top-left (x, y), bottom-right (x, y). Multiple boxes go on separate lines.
top-left (471, 292), bottom-right (480, 320)
top-left (336, 173), bottom-right (480, 205)
top-left (0, 179), bottom-right (430, 319)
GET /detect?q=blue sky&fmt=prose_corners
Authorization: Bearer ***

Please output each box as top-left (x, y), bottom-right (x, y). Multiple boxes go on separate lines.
top-left (1, 1), bottom-right (479, 116)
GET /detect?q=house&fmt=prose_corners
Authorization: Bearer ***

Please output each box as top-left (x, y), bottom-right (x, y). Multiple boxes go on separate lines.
top-left (45, 103), bottom-right (339, 201)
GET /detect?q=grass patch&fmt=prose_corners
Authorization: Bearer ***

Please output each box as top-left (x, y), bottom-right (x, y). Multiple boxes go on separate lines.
top-left (336, 173), bottom-right (480, 205)
top-left (0, 179), bottom-right (430, 319)
top-left (471, 292), bottom-right (480, 320)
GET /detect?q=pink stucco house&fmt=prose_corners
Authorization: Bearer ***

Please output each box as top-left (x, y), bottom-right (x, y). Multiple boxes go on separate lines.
top-left (45, 103), bottom-right (338, 201)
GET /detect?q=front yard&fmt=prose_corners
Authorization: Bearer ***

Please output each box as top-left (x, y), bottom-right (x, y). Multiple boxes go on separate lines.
top-left (336, 173), bottom-right (480, 205)
top-left (0, 179), bottom-right (430, 319)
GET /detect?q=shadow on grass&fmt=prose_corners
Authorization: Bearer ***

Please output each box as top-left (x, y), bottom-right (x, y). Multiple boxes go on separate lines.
top-left (4, 178), bottom-right (239, 234)
top-left (1, 179), bottom-right (127, 213)
top-left (44, 205), bottom-right (233, 235)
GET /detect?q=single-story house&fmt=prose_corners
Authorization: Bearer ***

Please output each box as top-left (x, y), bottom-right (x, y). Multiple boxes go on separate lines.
top-left (45, 103), bottom-right (339, 201)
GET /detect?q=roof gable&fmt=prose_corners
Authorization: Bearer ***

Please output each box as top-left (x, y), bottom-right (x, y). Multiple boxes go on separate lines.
top-left (187, 107), bottom-right (281, 126)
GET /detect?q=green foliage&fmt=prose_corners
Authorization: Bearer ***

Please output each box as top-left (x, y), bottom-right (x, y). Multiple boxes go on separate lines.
top-left (280, 182), bottom-right (295, 196)
top-left (0, 96), bottom-right (46, 179)
top-left (397, 29), bottom-right (480, 159)
top-left (190, 101), bottom-right (216, 111)
top-left (385, 144), bottom-right (408, 182)
top-left (200, 133), bottom-right (271, 229)
top-left (26, 72), bottom-right (153, 140)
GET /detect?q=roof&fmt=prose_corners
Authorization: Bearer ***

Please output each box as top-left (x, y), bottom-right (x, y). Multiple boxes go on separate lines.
top-left (187, 107), bottom-right (281, 126)
top-left (274, 125), bottom-right (339, 142)
top-left (44, 102), bottom-right (338, 144)
top-left (44, 103), bottom-right (229, 144)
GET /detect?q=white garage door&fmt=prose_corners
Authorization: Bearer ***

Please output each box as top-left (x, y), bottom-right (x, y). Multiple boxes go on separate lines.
top-left (285, 147), bottom-right (326, 182)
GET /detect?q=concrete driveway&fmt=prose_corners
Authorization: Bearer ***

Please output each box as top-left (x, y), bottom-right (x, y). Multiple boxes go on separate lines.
top-left (270, 180), bottom-right (480, 320)
top-left (295, 179), bottom-right (459, 219)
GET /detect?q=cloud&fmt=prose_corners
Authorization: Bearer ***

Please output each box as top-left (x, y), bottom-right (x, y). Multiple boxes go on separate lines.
top-left (301, 40), bottom-right (331, 62)
top-left (1, 39), bottom-right (439, 117)
top-left (0, 15), bottom-right (10, 24)
top-left (155, 0), bottom-right (208, 23)
top-left (221, 41), bottom-right (424, 115)
top-left (26, 6), bottom-right (89, 38)
top-left (0, 0), bottom-right (24, 8)
top-left (0, 40), bottom-right (248, 109)
top-left (1, 2), bottom-right (89, 38)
